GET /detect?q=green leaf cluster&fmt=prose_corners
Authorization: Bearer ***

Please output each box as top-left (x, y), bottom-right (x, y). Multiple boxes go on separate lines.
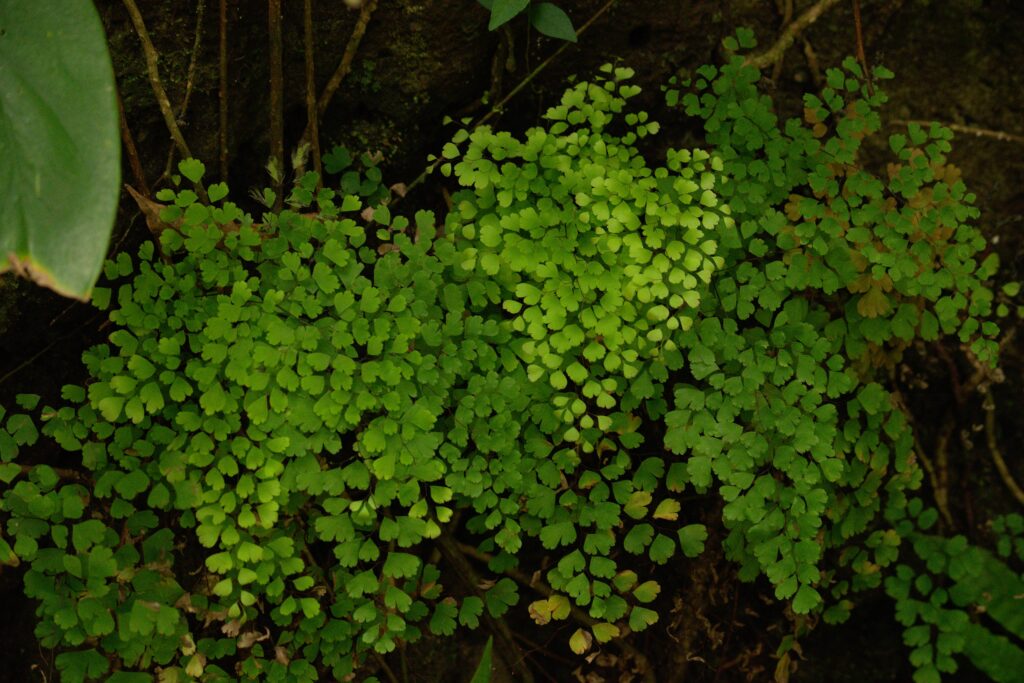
top-left (3, 157), bottom-right (476, 681)
top-left (0, 36), bottom-right (1010, 682)
top-left (659, 34), bottom-right (1000, 621)
top-left (884, 501), bottom-right (1024, 683)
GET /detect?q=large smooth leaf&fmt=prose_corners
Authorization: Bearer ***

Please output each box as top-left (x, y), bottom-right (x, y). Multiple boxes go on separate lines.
top-left (0, 0), bottom-right (120, 299)
top-left (469, 636), bottom-right (494, 683)
top-left (487, 0), bottom-right (530, 30)
top-left (529, 3), bottom-right (577, 42)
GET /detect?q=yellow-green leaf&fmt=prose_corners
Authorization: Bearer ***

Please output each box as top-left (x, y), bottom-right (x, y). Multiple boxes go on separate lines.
top-left (569, 627), bottom-right (592, 655)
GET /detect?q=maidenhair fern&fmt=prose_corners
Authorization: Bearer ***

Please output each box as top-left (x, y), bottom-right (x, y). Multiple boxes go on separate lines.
top-left (0, 31), bottom-right (1017, 683)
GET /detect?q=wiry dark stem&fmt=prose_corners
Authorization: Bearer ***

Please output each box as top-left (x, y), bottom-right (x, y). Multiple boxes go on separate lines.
top-left (267, 0), bottom-right (285, 211)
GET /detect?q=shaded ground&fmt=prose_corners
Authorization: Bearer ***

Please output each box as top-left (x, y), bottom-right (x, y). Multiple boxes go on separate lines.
top-left (2, 0), bottom-right (1023, 680)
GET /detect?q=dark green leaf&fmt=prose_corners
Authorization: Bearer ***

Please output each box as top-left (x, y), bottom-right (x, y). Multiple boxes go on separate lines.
top-left (488, 0), bottom-right (530, 30)
top-left (469, 636), bottom-right (494, 683)
top-left (677, 524), bottom-right (708, 558)
top-left (55, 649), bottom-right (110, 683)
top-left (115, 469), bottom-right (150, 500)
top-left (528, 3), bottom-right (576, 42)
top-left (0, 0), bottom-right (119, 298)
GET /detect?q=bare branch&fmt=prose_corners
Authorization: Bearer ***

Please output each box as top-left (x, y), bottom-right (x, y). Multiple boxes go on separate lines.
top-left (746, 0), bottom-right (842, 70)
top-left (891, 119), bottom-right (1024, 144)
top-left (296, 0), bottom-right (379, 154)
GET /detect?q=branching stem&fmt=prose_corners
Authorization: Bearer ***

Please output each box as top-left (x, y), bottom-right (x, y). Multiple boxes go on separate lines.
top-left (303, 0), bottom-right (323, 185)
top-left (891, 120), bottom-right (1024, 144)
top-left (457, 541), bottom-right (657, 683)
top-left (982, 388), bottom-right (1024, 507)
top-left (161, 0), bottom-right (207, 181)
top-left (121, 0), bottom-right (207, 202)
top-left (219, 0), bottom-right (230, 180)
top-left (436, 533), bottom-right (535, 683)
top-left (297, 0), bottom-right (379, 151)
top-left (405, 0), bottom-right (618, 196)
top-left (267, 0), bottom-right (285, 211)
top-left (746, 0), bottom-right (842, 70)
top-left (116, 89), bottom-right (149, 197)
